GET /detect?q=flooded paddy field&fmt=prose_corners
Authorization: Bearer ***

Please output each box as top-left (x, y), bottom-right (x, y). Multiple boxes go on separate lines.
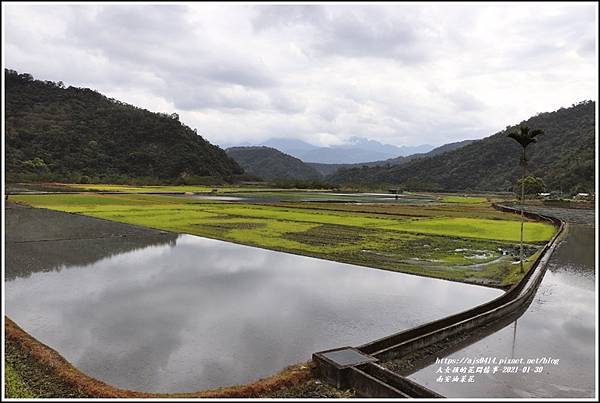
top-left (9, 193), bottom-right (554, 288)
top-left (8, 182), bottom-right (496, 206)
top-left (405, 208), bottom-right (596, 398)
top-left (181, 190), bottom-right (440, 204)
top-left (5, 204), bottom-right (502, 393)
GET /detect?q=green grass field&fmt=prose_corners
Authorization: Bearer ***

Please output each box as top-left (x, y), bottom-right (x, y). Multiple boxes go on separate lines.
top-left (9, 192), bottom-right (555, 287)
top-left (64, 183), bottom-right (321, 194)
top-left (67, 184), bottom-right (217, 193)
top-left (441, 195), bottom-right (488, 204)
top-left (5, 363), bottom-right (37, 398)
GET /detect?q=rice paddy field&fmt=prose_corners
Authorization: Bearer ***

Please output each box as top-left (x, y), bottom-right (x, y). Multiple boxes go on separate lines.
top-left (64, 183), bottom-right (280, 193)
top-left (8, 190), bottom-right (555, 287)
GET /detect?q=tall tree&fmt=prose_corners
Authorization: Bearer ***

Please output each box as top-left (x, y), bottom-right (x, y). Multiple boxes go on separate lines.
top-left (507, 125), bottom-right (544, 272)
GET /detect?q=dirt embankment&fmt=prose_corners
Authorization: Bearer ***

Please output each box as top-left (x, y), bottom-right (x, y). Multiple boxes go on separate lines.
top-left (6, 317), bottom-right (351, 398)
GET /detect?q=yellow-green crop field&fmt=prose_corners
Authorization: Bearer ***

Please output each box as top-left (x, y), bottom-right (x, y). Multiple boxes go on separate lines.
top-left (441, 195), bottom-right (488, 204)
top-left (63, 183), bottom-right (316, 193)
top-left (9, 192), bottom-right (555, 287)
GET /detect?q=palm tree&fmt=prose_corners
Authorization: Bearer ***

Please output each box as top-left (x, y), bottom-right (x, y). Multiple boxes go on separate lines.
top-left (507, 125), bottom-right (544, 272)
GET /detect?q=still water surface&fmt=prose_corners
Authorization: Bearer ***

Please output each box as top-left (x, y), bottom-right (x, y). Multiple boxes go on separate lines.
top-left (6, 234), bottom-right (501, 393)
top-left (185, 192), bottom-right (436, 204)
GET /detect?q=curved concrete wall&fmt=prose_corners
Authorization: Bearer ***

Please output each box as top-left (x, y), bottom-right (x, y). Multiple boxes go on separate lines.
top-left (358, 204), bottom-right (564, 358)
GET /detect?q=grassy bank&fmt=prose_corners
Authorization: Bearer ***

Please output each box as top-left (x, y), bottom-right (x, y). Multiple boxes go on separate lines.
top-left (5, 318), bottom-right (346, 398)
top-left (5, 363), bottom-right (38, 398)
top-left (9, 192), bottom-right (554, 287)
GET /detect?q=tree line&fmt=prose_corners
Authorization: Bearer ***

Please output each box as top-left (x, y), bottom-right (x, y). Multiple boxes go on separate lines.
top-left (5, 69), bottom-right (245, 184)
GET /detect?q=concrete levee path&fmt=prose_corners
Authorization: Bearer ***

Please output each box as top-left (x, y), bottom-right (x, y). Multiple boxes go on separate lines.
top-left (402, 204), bottom-right (595, 398)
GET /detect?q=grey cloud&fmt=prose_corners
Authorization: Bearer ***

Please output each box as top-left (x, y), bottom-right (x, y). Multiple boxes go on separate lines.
top-left (200, 59), bottom-right (277, 88)
top-left (73, 5), bottom-right (193, 45)
top-left (168, 83), bottom-right (269, 111)
top-left (164, 79), bottom-right (300, 113)
top-left (64, 4), bottom-right (278, 91)
top-left (4, 3), bottom-right (597, 148)
top-left (577, 38), bottom-right (595, 58)
top-left (315, 11), bottom-right (427, 62)
top-left (268, 90), bottom-right (306, 114)
top-left (253, 5), bottom-right (431, 62)
top-left (492, 5), bottom-right (596, 72)
top-left (251, 5), bottom-right (326, 31)
top-left (448, 90), bottom-right (486, 112)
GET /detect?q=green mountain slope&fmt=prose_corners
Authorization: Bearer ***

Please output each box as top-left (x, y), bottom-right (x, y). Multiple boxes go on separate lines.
top-left (327, 101), bottom-right (595, 194)
top-left (5, 69), bottom-right (243, 183)
top-left (226, 146), bottom-right (322, 181)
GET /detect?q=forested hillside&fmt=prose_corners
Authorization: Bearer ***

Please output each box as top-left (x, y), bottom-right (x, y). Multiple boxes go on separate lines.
top-left (328, 101), bottom-right (595, 194)
top-left (5, 69), bottom-right (243, 183)
top-left (226, 146), bottom-right (322, 181)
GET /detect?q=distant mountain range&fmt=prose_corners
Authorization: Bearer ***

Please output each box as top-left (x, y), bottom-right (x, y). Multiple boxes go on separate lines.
top-left (226, 146), bottom-right (322, 181)
top-left (8, 69), bottom-right (591, 193)
top-left (225, 140), bottom-right (475, 181)
top-left (309, 139), bottom-right (475, 176)
top-left (328, 101), bottom-right (595, 194)
top-left (224, 136), bottom-right (435, 164)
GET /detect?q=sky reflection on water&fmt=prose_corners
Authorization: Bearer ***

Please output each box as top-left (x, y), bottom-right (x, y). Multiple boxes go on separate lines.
top-left (6, 234), bottom-right (501, 393)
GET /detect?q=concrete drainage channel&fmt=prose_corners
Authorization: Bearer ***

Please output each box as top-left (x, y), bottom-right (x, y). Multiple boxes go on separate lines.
top-left (313, 204), bottom-right (565, 398)
top-left (314, 347), bottom-right (442, 398)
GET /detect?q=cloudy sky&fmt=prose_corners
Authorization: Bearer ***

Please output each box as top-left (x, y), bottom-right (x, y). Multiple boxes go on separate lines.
top-left (3, 2), bottom-right (597, 148)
